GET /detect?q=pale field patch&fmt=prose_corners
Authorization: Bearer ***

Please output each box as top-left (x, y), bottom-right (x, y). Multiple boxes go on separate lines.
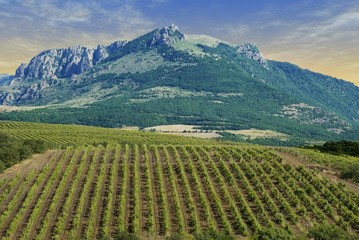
top-left (226, 128), bottom-right (288, 140)
top-left (120, 126), bottom-right (140, 131)
top-left (0, 105), bottom-right (48, 112)
top-left (143, 124), bottom-right (197, 132)
top-left (143, 124), bottom-right (221, 139)
top-left (159, 131), bottom-right (221, 139)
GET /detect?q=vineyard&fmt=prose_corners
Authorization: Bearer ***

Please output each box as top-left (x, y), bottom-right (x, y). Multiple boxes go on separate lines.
top-left (279, 147), bottom-right (359, 171)
top-left (1, 121), bottom-right (359, 238)
top-left (1, 142), bottom-right (359, 239)
top-left (0, 121), bottom-right (214, 146)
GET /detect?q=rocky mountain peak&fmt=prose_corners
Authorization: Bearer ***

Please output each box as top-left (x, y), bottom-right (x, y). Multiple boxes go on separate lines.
top-left (15, 40), bottom-right (128, 80)
top-left (0, 74), bottom-right (14, 87)
top-left (93, 45), bottom-right (109, 64)
top-left (0, 73), bottom-right (10, 80)
top-left (15, 63), bottom-right (27, 78)
top-left (15, 46), bottom-right (96, 79)
top-left (236, 42), bottom-right (268, 69)
top-left (149, 24), bottom-right (187, 46)
top-left (108, 40), bottom-right (128, 52)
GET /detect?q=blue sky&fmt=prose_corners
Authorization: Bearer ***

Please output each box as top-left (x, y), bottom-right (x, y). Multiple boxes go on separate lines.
top-left (0, 0), bottom-right (358, 84)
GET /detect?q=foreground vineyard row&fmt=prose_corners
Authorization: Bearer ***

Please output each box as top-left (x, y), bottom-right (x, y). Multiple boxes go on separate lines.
top-left (1, 144), bottom-right (359, 239)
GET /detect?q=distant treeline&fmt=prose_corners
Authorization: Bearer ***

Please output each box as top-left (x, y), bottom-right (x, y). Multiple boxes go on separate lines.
top-left (310, 141), bottom-right (359, 183)
top-left (314, 140), bottom-right (359, 157)
top-left (0, 132), bottom-right (48, 172)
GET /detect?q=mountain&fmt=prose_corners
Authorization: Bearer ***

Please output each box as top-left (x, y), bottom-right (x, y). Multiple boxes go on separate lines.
top-left (0, 74), bottom-right (13, 84)
top-left (1, 25), bottom-right (358, 144)
top-left (14, 41), bottom-right (128, 80)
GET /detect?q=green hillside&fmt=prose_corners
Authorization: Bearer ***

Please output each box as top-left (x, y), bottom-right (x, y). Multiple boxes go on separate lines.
top-left (1, 26), bottom-right (359, 145)
top-left (0, 121), bottom-right (217, 146)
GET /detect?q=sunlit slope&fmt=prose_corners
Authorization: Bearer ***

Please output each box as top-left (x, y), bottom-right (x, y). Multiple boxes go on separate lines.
top-left (0, 121), bottom-right (358, 238)
top-left (0, 121), bottom-right (216, 146)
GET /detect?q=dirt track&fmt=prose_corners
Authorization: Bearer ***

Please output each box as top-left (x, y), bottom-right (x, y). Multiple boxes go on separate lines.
top-left (0, 150), bottom-right (58, 180)
top-left (275, 151), bottom-right (359, 194)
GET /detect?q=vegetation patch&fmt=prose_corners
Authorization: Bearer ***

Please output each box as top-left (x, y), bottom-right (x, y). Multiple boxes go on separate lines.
top-left (0, 132), bottom-right (48, 172)
top-left (226, 129), bottom-right (288, 140)
top-left (143, 124), bottom-right (221, 139)
top-left (0, 121), bottom-right (358, 239)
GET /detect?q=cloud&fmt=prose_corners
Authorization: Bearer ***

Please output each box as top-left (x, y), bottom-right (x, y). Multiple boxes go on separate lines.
top-left (151, 0), bottom-right (171, 3)
top-left (271, 8), bottom-right (359, 54)
top-left (146, 0), bottom-right (172, 9)
top-left (0, 0), bottom-right (357, 85)
top-left (0, 0), bottom-right (155, 38)
top-left (261, 5), bottom-right (359, 84)
top-left (0, 0), bottom-right (157, 74)
top-left (209, 24), bottom-right (250, 44)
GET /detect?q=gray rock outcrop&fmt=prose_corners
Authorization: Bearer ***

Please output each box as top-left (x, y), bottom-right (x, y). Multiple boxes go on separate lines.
top-left (0, 74), bottom-right (14, 86)
top-left (15, 41), bottom-right (128, 80)
top-left (237, 42), bottom-right (268, 69)
top-left (108, 40), bottom-right (128, 52)
top-left (16, 46), bottom-right (102, 79)
top-left (149, 24), bottom-right (186, 46)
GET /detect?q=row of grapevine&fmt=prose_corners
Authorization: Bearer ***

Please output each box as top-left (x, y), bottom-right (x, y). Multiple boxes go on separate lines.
top-left (102, 145), bottom-right (121, 236)
top-left (127, 144), bottom-right (141, 234)
top-left (157, 146), bottom-right (186, 233)
top-left (0, 144), bottom-right (359, 239)
top-left (68, 146), bottom-right (104, 239)
top-left (85, 145), bottom-right (112, 239)
top-left (118, 144), bottom-right (130, 233)
top-left (34, 148), bottom-right (84, 240)
top-left (0, 148), bottom-right (73, 239)
top-left (167, 145), bottom-right (201, 233)
top-left (0, 120), bottom-right (212, 146)
top-left (150, 145), bottom-right (171, 235)
top-left (54, 147), bottom-right (93, 240)
top-left (141, 145), bottom-right (155, 234)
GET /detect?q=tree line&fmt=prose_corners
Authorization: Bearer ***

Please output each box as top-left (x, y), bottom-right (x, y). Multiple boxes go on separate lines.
top-left (0, 132), bottom-right (48, 172)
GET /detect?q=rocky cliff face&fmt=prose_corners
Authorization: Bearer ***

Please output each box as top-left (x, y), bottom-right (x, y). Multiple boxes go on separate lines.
top-left (15, 41), bottom-right (128, 80)
top-left (16, 46), bottom-right (105, 79)
top-left (3, 25), bottom-right (271, 105)
top-left (149, 25), bottom-right (186, 46)
top-left (236, 42), bottom-right (268, 69)
top-left (0, 26), bottom-right (271, 105)
top-left (4, 40), bottom-right (128, 104)
top-left (0, 74), bottom-right (11, 82)
top-left (108, 40), bottom-right (128, 53)
top-left (13, 25), bottom-right (187, 81)
top-left (0, 74), bottom-right (14, 87)
top-left (0, 77), bottom-right (59, 105)
top-left (1, 25), bottom-right (359, 143)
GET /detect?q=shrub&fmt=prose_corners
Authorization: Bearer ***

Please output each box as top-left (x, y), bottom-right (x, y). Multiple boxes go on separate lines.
top-left (340, 163), bottom-right (359, 183)
top-left (0, 133), bottom-right (48, 173)
top-left (113, 231), bottom-right (139, 240)
top-left (194, 230), bottom-right (235, 240)
top-left (307, 223), bottom-right (357, 240)
top-left (251, 227), bottom-right (292, 240)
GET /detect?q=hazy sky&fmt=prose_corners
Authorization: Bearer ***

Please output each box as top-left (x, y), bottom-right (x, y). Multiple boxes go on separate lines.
top-left (0, 0), bottom-right (358, 85)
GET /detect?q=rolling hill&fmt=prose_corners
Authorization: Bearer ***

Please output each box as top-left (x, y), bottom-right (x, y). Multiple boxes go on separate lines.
top-left (0, 121), bottom-right (359, 239)
top-left (0, 25), bottom-right (359, 144)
